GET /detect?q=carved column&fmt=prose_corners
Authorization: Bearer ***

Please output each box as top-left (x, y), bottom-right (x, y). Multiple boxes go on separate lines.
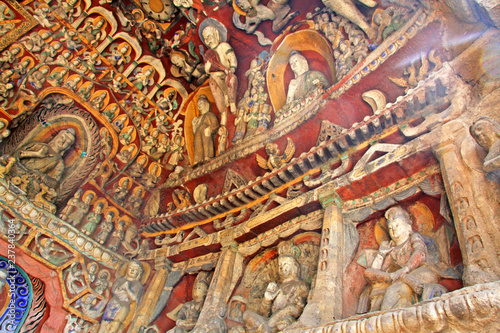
top-left (127, 255), bottom-right (173, 332)
top-left (300, 190), bottom-right (345, 325)
top-left (432, 120), bottom-right (500, 286)
top-left (192, 246), bottom-right (244, 333)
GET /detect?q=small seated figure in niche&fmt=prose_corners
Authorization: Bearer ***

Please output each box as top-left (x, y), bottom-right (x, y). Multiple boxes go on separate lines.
top-left (119, 127), bottom-right (135, 146)
top-left (362, 206), bottom-right (445, 312)
top-left (81, 202), bottom-right (104, 236)
top-left (78, 17), bottom-right (106, 46)
top-left (28, 66), bottom-right (50, 90)
top-left (116, 145), bottom-right (136, 164)
top-left (150, 135), bottom-right (170, 160)
top-left (68, 192), bottom-right (93, 226)
top-left (138, 120), bottom-right (152, 139)
top-left (109, 178), bottom-right (130, 203)
top-left (167, 272), bottom-right (211, 333)
top-left (126, 187), bottom-right (144, 216)
top-left (59, 188), bottom-right (83, 220)
top-left (91, 91), bottom-right (108, 111)
top-left (48, 68), bottom-right (69, 87)
top-left (192, 94), bottom-right (219, 165)
top-left (129, 157), bottom-right (147, 179)
top-left (95, 210), bottom-right (115, 245)
top-left (108, 219), bottom-right (125, 252)
top-left (285, 51), bottom-right (329, 107)
top-left (141, 164), bottom-right (160, 190)
top-left (98, 261), bottom-right (145, 333)
top-left (242, 240), bottom-right (309, 333)
top-left (77, 83), bottom-right (94, 101)
top-left (102, 104), bottom-right (118, 124)
top-left (470, 117), bottom-right (500, 183)
top-left (105, 43), bottom-right (131, 73)
top-left (131, 66), bottom-right (155, 94)
top-left (141, 128), bottom-right (160, 155)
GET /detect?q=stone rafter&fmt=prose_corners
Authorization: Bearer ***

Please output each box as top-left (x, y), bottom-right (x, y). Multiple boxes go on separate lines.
top-left (142, 63), bottom-right (455, 236)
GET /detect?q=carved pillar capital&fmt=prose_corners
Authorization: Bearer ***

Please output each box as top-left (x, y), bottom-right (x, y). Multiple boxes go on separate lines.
top-left (318, 185), bottom-right (343, 209)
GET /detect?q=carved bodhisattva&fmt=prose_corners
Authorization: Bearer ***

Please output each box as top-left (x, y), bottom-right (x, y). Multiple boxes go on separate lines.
top-left (241, 240), bottom-right (310, 333)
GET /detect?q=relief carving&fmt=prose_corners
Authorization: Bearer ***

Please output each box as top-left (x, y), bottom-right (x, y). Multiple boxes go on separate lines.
top-left (167, 271), bottom-right (212, 333)
top-left (360, 206), bottom-right (452, 313)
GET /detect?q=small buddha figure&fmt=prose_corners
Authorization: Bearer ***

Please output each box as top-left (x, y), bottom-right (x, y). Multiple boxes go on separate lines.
top-left (95, 211), bottom-right (114, 245)
top-left (285, 51), bottom-right (329, 107)
top-left (192, 95), bottom-right (219, 165)
top-left (68, 192), bottom-right (93, 226)
top-left (141, 164), bottom-right (160, 190)
top-left (59, 188), bottom-right (83, 220)
top-left (242, 240), bottom-right (309, 332)
top-left (81, 202), bottom-right (104, 236)
top-left (109, 178), bottom-right (130, 203)
top-left (168, 272), bottom-right (211, 333)
top-left (107, 219), bottom-right (125, 252)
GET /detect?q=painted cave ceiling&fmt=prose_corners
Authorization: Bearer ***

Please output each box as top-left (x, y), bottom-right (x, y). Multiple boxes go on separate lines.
top-left (0, 0), bottom-right (498, 330)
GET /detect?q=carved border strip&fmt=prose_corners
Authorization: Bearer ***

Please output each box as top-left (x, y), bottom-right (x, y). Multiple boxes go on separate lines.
top-left (0, 0), bottom-right (38, 51)
top-left (286, 281), bottom-right (500, 333)
top-left (0, 180), bottom-right (129, 269)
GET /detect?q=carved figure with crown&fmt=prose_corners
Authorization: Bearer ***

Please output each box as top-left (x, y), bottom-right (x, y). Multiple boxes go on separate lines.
top-left (237, 239), bottom-right (316, 333)
top-left (360, 206), bottom-right (451, 312)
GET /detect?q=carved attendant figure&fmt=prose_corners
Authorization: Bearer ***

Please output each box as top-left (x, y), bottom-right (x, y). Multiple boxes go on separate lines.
top-left (200, 19), bottom-right (238, 125)
top-left (81, 202), bottom-right (104, 236)
top-left (168, 272), bottom-right (211, 333)
top-left (242, 240), bottom-right (310, 332)
top-left (363, 206), bottom-right (442, 311)
top-left (60, 188), bottom-right (83, 220)
top-left (98, 261), bottom-right (145, 333)
top-left (192, 95), bottom-right (219, 165)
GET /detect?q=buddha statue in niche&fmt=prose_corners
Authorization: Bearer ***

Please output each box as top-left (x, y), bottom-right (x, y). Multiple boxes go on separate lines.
top-left (9, 128), bottom-right (76, 200)
top-left (192, 95), bottom-right (219, 165)
top-left (285, 51), bottom-right (329, 107)
top-left (242, 240), bottom-right (310, 333)
top-left (362, 206), bottom-right (445, 312)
